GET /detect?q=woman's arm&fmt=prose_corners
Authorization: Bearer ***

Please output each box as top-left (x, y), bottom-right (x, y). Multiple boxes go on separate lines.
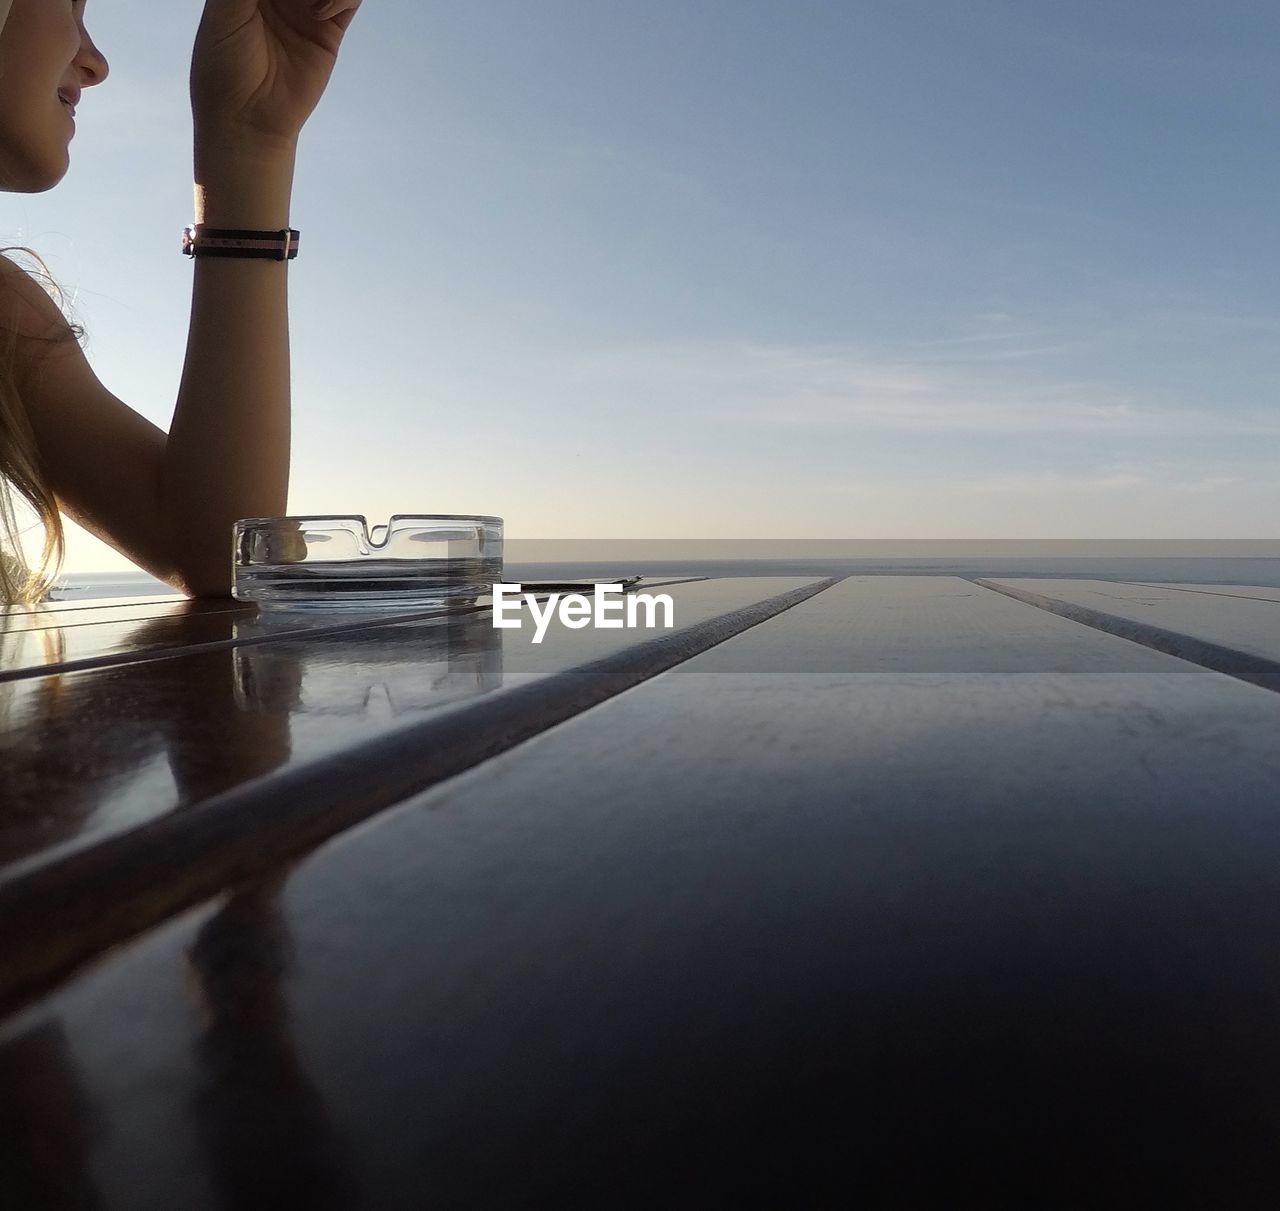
top-left (160, 144), bottom-right (297, 596)
top-left (10, 0), bottom-right (360, 597)
top-left (168, 0), bottom-right (361, 593)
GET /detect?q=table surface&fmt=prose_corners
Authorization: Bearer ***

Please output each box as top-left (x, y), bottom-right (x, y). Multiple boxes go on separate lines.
top-left (3, 564), bottom-right (1280, 1208)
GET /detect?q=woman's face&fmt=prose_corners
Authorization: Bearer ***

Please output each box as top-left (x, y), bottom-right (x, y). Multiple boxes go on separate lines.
top-left (0, 0), bottom-right (108, 192)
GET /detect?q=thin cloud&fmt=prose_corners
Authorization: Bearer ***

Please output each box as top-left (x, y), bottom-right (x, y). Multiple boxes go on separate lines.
top-left (567, 342), bottom-right (1280, 436)
top-left (963, 467), bottom-right (1247, 497)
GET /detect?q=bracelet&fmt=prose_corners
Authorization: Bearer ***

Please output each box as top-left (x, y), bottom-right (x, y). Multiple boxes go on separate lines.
top-left (182, 225), bottom-right (299, 261)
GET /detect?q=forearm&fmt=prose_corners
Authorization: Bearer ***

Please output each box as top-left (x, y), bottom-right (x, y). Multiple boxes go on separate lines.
top-left (161, 141), bottom-right (296, 596)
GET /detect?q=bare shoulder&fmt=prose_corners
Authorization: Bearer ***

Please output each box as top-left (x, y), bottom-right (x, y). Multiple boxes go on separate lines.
top-left (0, 251), bottom-right (79, 346)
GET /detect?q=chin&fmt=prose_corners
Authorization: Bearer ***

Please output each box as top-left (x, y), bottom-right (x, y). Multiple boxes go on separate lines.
top-left (33, 169), bottom-right (70, 194)
top-left (0, 145), bottom-right (71, 193)
top-left (1, 165), bottom-right (70, 193)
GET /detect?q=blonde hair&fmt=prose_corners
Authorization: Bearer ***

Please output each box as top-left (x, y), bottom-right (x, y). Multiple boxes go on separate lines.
top-left (0, 248), bottom-right (79, 605)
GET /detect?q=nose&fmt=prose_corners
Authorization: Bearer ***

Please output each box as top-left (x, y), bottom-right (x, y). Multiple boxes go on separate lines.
top-left (75, 26), bottom-right (109, 87)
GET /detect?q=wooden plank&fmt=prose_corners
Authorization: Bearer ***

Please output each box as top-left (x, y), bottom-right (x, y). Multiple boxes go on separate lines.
top-left (979, 578), bottom-right (1280, 689)
top-left (0, 576), bottom-right (726, 682)
top-left (681, 576), bottom-right (1197, 672)
top-left (1, 595), bottom-right (192, 633)
top-left (499, 577), bottom-right (816, 671)
top-left (984, 579), bottom-right (1280, 660)
top-left (1130, 582), bottom-right (1280, 605)
top-left (0, 609), bottom-right (229, 679)
top-left (0, 579), bottom-right (832, 1011)
top-left (5, 665), bottom-right (1280, 1205)
top-left (0, 600), bottom-right (439, 682)
top-left (0, 578), bottom-right (819, 881)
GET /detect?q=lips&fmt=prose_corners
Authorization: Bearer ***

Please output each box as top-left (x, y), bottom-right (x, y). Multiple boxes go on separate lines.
top-left (57, 88), bottom-right (80, 117)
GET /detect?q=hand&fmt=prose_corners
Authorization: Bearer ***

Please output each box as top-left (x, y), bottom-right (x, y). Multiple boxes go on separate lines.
top-left (191, 0), bottom-right (361, 152)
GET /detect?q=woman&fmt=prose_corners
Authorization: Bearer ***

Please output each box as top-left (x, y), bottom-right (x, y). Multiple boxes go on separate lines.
top-left (0, 0), bottom-right (360, 602)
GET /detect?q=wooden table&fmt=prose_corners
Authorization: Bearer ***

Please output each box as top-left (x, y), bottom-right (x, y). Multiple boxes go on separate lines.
top-left (3, 566), bottom-right (1280, 1207)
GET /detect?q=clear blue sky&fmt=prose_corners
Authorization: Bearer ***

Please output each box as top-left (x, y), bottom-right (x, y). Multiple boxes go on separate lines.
top-left (5, 0), bottom-right (1278, 572)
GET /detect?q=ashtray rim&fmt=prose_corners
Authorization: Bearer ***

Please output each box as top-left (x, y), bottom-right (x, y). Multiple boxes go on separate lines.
top-left (236, 513), bottom-right (505, 528)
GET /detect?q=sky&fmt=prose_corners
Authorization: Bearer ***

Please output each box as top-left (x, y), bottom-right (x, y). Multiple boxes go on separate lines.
top-left (4, 0), bottom-right (1279, 573)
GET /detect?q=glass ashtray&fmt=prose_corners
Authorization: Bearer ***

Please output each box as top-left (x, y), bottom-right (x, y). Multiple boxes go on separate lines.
top-left (233, 514), bottom-right (503, 610)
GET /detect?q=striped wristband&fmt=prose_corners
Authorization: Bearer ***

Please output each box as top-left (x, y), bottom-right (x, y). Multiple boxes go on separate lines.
top-left (182, 225), bottom-right (300, 261)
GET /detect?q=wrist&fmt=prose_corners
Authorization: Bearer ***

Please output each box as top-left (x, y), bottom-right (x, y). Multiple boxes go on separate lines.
top-left (193, 133), bottom-right (296, 228)
top-left (193, 171), bottom-right (295, 231)
top-left (194, 122), bottom-right (298, 167)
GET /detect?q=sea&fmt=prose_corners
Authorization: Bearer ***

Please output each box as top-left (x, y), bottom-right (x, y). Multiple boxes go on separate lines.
top-left (51, 540), bottom-right (1280, 600)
